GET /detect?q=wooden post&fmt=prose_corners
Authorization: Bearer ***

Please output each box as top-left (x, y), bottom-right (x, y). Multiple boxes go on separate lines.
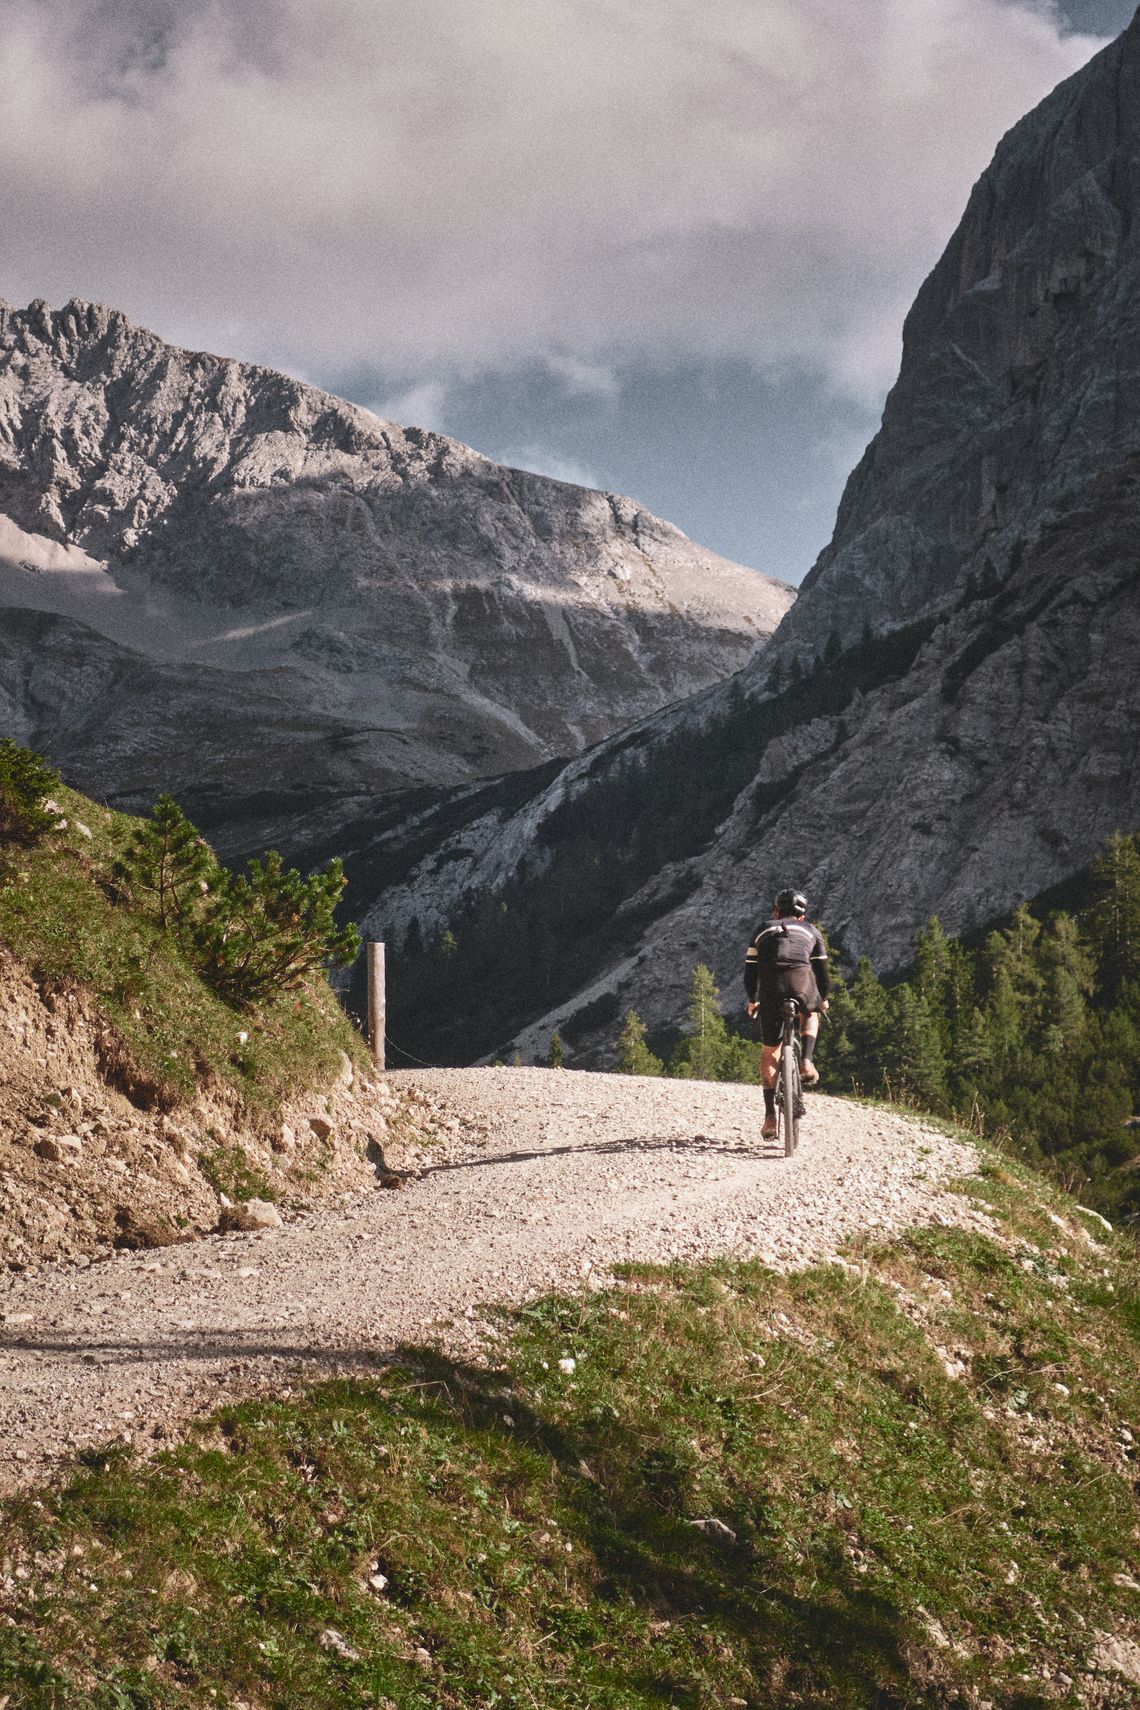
top-left (367, 940), bottom-right (386, 1070)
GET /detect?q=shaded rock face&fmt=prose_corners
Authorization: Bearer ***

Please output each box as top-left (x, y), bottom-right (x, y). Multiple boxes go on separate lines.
top-left (0, 298), bottom-right (791, 850)
top-left (356, 19), bottom-right (1140, 1061)
top-left (778, 16), bottom-right (1140, 659)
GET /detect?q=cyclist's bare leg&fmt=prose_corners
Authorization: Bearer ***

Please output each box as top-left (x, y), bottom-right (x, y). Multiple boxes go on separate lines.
top-left (759, 1043), bottom-right (779, 1137)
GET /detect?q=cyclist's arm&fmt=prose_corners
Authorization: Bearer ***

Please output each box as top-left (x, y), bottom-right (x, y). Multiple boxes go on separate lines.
top-left (810, 926), bottom-right (830, 1000)
top-left (744, 941), bottom-right (759, 1003)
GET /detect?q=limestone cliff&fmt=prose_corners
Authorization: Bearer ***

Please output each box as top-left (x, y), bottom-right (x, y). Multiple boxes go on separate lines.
top-left (777, 12), bottom-right (1140, 658)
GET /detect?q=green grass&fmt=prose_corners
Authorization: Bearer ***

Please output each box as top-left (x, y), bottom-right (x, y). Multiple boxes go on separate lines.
top-left (198, 1142), bottom-right (276, 1204)
top-left (1, 1164), bottom-right (1139, 1707)
top-left (0, 785), bottom-right (368, 1111)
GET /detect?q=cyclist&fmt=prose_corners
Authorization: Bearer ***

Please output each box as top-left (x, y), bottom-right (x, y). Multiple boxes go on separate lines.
top-left (744, 888), bottom-right (830, 1139)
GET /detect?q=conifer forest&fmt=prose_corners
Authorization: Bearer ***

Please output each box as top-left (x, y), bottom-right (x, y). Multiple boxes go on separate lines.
top-left (612, 833), bottom-right (1140, 1226)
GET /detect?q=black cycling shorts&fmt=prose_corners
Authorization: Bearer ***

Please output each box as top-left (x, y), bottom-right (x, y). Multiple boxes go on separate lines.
top-left (756, 965), bottom-right (821, 1047)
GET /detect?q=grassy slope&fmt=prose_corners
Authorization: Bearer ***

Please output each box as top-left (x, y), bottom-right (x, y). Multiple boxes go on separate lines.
top-left (1, 1153), bottom-right (1138, 1708)
top-left (0, 784), bottom-right (366, 1111)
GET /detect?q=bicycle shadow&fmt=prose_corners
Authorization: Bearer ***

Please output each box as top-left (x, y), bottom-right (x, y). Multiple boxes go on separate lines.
top-left (412, 1128), bottom-right (790, 1178)
top-left (0, 1330), bottom-right (395, 1368)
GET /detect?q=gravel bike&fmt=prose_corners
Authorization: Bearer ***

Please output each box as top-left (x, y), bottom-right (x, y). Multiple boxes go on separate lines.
top-left (774, 997), bottom-right (805, 1157)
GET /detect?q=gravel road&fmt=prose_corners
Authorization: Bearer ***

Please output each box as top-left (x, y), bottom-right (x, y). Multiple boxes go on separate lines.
top-left (0, 1068), bottom-right (987, 1491)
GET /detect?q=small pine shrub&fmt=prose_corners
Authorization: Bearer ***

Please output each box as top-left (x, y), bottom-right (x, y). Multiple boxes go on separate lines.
top-left (669, 963), bottom-right (729, 1081)
top-left (194, 851), bottom-right (360, 1007)
top-left (110, 792), bottom-right (361, 1009)
top-left (615, 1009), bottom-right (664, 1076)
top-left (0, 739), bottom-right (61, 844)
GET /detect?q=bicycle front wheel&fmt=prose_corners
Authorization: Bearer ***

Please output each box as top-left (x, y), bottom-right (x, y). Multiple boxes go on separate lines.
top-left (780, 1043), bottom-right (800, 1157)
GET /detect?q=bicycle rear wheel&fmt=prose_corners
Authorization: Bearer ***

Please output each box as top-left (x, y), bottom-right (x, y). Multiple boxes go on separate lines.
top-left (779, 1041), bottom-right (801, 1156)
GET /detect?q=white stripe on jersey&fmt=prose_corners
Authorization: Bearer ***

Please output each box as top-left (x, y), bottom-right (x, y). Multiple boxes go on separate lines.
top-left (752, 921), bottom-right (828, 957)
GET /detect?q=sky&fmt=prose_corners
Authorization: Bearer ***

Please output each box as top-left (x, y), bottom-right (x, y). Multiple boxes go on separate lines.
top-left (1, 1), bottom-right (1134, 583)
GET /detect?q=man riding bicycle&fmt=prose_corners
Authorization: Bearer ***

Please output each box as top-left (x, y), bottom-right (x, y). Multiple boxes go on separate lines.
top-left (744, 888), bottom-right (830, 1140)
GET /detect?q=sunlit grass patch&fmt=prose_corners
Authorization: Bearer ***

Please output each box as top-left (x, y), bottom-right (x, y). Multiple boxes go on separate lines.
top-left (2, 1169), bottom-right (1139, 1706)
top-left (0, 785), bottom-right (366, 1112)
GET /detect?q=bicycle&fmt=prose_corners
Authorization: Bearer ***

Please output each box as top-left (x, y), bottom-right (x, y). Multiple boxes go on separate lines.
top-left (774, 996), bottom-right (805, 1157)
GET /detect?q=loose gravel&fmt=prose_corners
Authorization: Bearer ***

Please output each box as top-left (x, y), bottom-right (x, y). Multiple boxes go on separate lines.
top-left (0, 1067), bottom-right (989, 1491)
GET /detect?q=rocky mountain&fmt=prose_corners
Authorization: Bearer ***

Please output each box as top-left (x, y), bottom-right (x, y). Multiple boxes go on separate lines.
top-left (0, 299), bottom-right (791, 853)
top-left (779, 12), bottom-right (1140, 660)
top-left (355, 16), bottom-right (1140, 1065)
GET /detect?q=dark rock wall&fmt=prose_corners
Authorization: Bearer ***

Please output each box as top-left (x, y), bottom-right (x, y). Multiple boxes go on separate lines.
top-left (779, 16), bottom-right (1140, 656)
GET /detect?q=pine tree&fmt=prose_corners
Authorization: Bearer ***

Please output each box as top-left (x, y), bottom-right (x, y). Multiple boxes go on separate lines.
top-left (843, 958), bottom-right (892, 1092)
top-left (548, 1031), bottom-right (565, 1069)
top-left (954, 1004), bottom-right (995, 1122)
top-left (111, 793), bottom-right (218, 932)
top-left (719, 1032), bottom-right (759, 1084)
top-left (615, 1010), bottom-right (664, 1076)
top-left (913, 917), bottom-right (955, 1058)
top-left (1038, 912), bottom-right (1094, 1055)
top-left (1088, 832), bottom-right (1140, 1004)
top-left (982, 955), bottom-right (1021, 1064)
top-left (669, 964), bottom-right (729, 1082)
top-left (816, 961), bottom-right (855, 1090)
top-left (887, 984), bottom-right (948, 1108)
top-left (193, 852), bottom-right (360, 1006)
top-left (980, 911), bottom-right (1045, 1059)
top-left (0, 739), bottom-right (61, 845)
top-left (942, 937), bottom-right (977, 1063)
top-left (998, 905), bottom-right (1046, 1035)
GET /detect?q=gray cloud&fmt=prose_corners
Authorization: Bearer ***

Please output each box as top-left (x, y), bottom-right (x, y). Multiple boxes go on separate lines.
top-left (0, 0), bottom-right (1105, 403)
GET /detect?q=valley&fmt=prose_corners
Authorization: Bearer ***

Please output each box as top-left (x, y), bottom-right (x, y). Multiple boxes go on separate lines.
top-left (1, 10), bottom-right (1140, 1705)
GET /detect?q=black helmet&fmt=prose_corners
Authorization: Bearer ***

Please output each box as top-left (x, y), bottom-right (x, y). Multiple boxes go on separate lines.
top-left (775, 888), bottom-right (808, 916)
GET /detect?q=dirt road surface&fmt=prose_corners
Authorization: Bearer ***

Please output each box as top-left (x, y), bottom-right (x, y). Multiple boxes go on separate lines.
top-left (0, 1068), bottom-right (988, 1490)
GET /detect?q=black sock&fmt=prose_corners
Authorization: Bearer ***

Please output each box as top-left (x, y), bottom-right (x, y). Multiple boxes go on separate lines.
top-left (802, 1033), bottom-right (817, 1064)
top-left (763, 1088), bottom-right (775, 1116)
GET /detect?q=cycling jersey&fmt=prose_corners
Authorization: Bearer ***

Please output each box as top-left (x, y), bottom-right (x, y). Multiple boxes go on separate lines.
top-left (744, 918), bottom-right (830, 1001)
top-left (744, 916), bottom-right (829, 1046)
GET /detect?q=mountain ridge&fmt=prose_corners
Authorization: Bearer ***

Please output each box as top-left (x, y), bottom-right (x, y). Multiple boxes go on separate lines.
top-left (0, 295), bottom-right (792, 852)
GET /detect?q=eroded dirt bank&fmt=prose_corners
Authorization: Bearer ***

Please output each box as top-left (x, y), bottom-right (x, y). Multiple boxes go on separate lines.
top-left (0, 949), bottom-right (395, 1267)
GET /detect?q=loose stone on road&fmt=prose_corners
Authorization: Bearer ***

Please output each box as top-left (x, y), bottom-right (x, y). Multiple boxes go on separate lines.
top-left (0, 1068), bottom-right (987, 1489)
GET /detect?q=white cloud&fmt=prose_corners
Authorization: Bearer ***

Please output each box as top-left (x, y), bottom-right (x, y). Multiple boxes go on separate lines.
top-left (543, 354), bottom-right (621, 398)
top-left (369, 380), bottom-right (450, 434)
top-left (0, 1), bottom-right (1108, 403)
top-left (498, 446), bottom-right (601, 489)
